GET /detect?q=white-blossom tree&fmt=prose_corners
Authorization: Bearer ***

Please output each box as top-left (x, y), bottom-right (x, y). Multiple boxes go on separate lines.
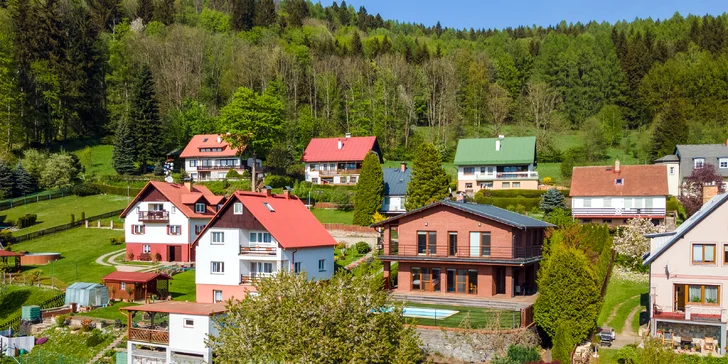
top-left (614, 218), bottom-right (666, 270)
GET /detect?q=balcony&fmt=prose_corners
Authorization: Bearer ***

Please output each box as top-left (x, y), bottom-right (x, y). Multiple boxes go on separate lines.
top-left (128, 328), bottom-right (169, 344)
top-left (239, 246), bottom-right (278, 256)
top-left (318, 169), bottom-right (361, 177)
top-left (572, 207), bottom-right (666, 217)
top-left (138, 210), bottom-right (169, 222)
top-left (240, 272), bottom-right (273, 284)
top-left (194, 165), bottom-right (243, 171)
top-left (382, 245), bottom-right (543, 263)
top-left (473, 171), bottom-right (538, 181)
top-left (653, 305), bottom-right (727, 323)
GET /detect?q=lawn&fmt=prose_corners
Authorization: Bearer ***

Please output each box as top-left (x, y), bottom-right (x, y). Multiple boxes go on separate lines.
top-left (1, 194), bottom-right (129, 234)
top-left (334, 247), bottom-right (365, 270)
top-left (22, 327), bottom-right (115, 363)
top-left (399, 302), bottom-right (521, 329)
top-left (76, 301), bottom-right (138, 321)
top-left (12, 227), bottom-right (124, 286)
top-left (72, 143), bottom-right (116, 177)
top-left (597, 348), bottom-right (621, 364)
top-left (311, 208), bottom-right (354, 224)
top-left (598, 278), bottom-right (649, 332)
top-left (0, 285), bottom-right (63, 322)
top-left (169, 270), bottom-right (196, 302)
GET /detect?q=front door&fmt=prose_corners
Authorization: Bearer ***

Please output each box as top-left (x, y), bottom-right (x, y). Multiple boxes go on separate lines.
top-left (675, 284), bottom-right (686, 311)
top-left (494, 267), bottom-right (506, 295)
top-left (446, 269), bottom-right (455, 292)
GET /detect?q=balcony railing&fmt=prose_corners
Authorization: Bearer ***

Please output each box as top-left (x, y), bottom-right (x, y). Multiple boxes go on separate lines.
top-left (239, 246), bottom-right (278, 256)
top-left (572, 207), bottom-right (666, 217)
top-left (129, 328), bottom-right (169, 344)
top-left (192, 165), bottom-right (243, 171)
top-left (472, 171), bottom-right (539, 181)
top-left (138, 211), bottom-right (169, 222)
top-left (240, 272), bottom-right (273, 284)
top-left (384, 245), bottom-right (542, 261)
top-left (316, 169), bottom-right (361, 176)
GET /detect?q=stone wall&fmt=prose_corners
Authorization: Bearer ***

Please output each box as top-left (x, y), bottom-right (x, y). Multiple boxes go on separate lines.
top-left (416, 326), bottom-right (539, 363)
top-left (656, 321), bottom-right (721, 340)
top-left (327, 229), bottom-right (379, 249)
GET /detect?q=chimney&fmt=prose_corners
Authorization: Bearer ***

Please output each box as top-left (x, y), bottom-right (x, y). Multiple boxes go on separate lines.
top-left (183, 177), bottom-right (193, 191)
top-left (217, 135), bottom-right (222, 143)
top-left (264, 185), bottom-right (272, 197)
top-left (703, 185), bottom-right (719, 204)
top-left (725, 138), bottom-right (728, 146)
top-left (345, 132), bottom-right (351, 139)
top-left (284, 186), bottom-right (292, 199)
top-left (496, 140), bottom-right (501, 151)
top-left (338, 140), bottom-right (343, 150)
top-left (498, 135), bottom-right (505, 139)
top-left (400, 162), bottom-right (407, 172)
top-left (614, 159), bottom-right (621, 173)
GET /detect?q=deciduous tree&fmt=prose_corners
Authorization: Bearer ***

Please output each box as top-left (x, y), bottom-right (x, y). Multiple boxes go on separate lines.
top-left (678, 163), bottom-right (725, 216)
top-left (353, 152), bottom-right (384, 226)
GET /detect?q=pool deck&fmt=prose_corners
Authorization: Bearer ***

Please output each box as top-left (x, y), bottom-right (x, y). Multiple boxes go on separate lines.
top-left (392, 291), bottom-right (537, 310)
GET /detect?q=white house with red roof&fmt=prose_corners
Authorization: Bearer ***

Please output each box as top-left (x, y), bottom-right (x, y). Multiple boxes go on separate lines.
top-left (302, 134), bottom-right (382, 185)
top-left (193, 189), bottom-right (337, 303)
top-left (120, 180), bottom-right (226, 263)
top-left (180, 134), bottom-right (245, 181)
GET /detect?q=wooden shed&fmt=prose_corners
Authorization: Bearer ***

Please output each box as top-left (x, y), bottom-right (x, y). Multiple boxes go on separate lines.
top-left (102, 271), bottom-right (171, 302)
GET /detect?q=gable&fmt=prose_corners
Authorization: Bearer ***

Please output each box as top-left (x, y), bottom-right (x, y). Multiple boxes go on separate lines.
top-left (208, 195), bottom-right (265, 231)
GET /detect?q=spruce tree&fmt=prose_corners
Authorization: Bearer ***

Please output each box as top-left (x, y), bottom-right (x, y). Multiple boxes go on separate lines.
top-left (12, 164), bottom-right (37, 197)
top-left (540, 188), bottom-right (566, 215)
top-left (130, 66), bottom-right (163, 173)
top-left (154, 0), bottom-right (175, 25)
top-left (404, 143), bottom-right (450, 211)
top-left (232, 0), bottom-right (255, 31)
top-left (137, 0), bottom-right (153, 23)
top-left (0, 162), bottom-right (13, 199)
top-left (350, 31), bottom-right (363, 56)
top-left (113, 119), bottom-right (138, 175)
top-left (353, 152), bottom-right (384, 226)
top-left (254, 0), bottom-right (276, 27)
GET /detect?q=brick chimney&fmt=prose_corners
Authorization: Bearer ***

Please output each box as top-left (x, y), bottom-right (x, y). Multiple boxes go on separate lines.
top-left (614, 159), bottom-right (621, 173)
top-left (703, 185), bottom-right (719, 204)
top-left (183, 178), bottom-right (193, 191)
top-left (400, 162), bottom-right (407, 172)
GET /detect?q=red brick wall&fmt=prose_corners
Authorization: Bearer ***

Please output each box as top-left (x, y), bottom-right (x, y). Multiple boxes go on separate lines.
top-left (397, 262), bottom-right (512, 297)
top-left (126, 243), bottom-right (190, 262)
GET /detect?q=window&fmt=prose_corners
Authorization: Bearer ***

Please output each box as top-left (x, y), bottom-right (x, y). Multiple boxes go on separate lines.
top-left (720, 158), bottom-right (728, 169)
top-left (251, 262), bottom-right (273, 277)
top-left (168, 225), bottom-right (181, 235)
top-left (468, 232), bottom-right (491, 257)
top-left (465, 183), bottom-right (473, 189)
top-left (194, 225), bottom-right (205, 235)
top-left (604, 219), bottom-right (612, 224)
top-left (480, 232), bottom-right (491, 257)
top-left (294, 262), bottom-right (302, 274)
top-left (695, 158), bottom-right (705, 169)
top-left (463, 167), bottom-right (475, 175)
top-left (249, 232), bottom-right (272, 244)
top-left (132, 225), bottom-right (145, 235)
top-left (183, 319), bottom-right (194, 328)
top-left (480, 167), bottom-right (486, 173)
top-left (669, 166), bottom-right (675, 175)
top-left (312, 178), bottom-right (318, 184)
top-left (216, 202), bottom-right (224, 210)
top-left (340, 176), bottom-right (348, 184)
top-left (417, 231), bottom-right (437, 255)
top-left (310, 164), bottom-right (317, 171)
top-left (213, 290), bottom-right (223, 303)
top-left (263, 202), bottom-right (274, 212)
top-left (604, 197), bottom-right (612, 208)
top-left (149, 203), bottom-right (164, 211)
top-left (692, 244), bottom-right (716, 264)
top-left (143, 244), bottom-right (151, 253)
top-left (512, 182), bottom-right (521, 188)
top-left (448, 232), bottom-right (457, 256)
top-left (688, 285), bottom-right (720, 304)
top-left (211, 232), bottom-right (224, 244)
top-left (481, 182), bottom-right (493, 189)
top-left (502, 182), bottom-right (510, 188)
top-left (724, 245), bottom-right (728, 264)
top-left (583, 198), bottom-right (592, 208)
top-left (615, 178), bottom-right (624, 185)
top-left (211, 261), bottom-right (224, 274)
top-left (234, 202), bottom-right (243, 215)
top-left (189, 159), bottom-right (197, 167)
top-left (195, 203), bottom-right (206, 213)
top-left (172, 206), bottom-right (177, 214)
top-left (350, 176), bottom-right (357, 183)
top-left (318, 259), bottom-right (326, 271)
top-left (120, 282), bottom-right (126, 291)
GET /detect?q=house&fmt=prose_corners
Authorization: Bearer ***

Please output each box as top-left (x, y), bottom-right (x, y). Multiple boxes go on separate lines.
top-left (102, 271), bottom-right (170, 302)
top-left (454, 136), bottom-right (539, 195)
top-left (180, 134), bottom-right (245, 182)
top-left (123, 301), bottom-right (227, 363)
top-left (381, 163), bottom-right (411, 215)
top-left (643, 189), bottom-right (728, 355)
top-left (655, 142), bottom-right (728, 196)
top-left (570, 161), bottom-right (668, 225)
top-left (194, 188), bottom-right (337, 303)
top-left (302, 134), bottom-right (382, 185)
top-left (372, 200), bottom-right (553, 298)
top-left (120, 180), bottom-right (226, 263)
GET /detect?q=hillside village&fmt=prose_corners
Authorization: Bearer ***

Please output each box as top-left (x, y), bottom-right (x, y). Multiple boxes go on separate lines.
top-left (0, 1), bottom-right (727, 364)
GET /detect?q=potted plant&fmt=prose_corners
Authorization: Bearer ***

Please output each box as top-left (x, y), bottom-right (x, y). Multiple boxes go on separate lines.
top-left (125, 286), bottom-right (134, 302)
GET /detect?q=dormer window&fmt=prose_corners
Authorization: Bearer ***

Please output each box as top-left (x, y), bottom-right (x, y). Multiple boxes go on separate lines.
top-left (203, 138), bottom-right (208, 142)
top-left (615, 178), bottom-right (624, 185)
top-left (195, 203), bottom-right (206, 213)
top-left (694, 158), bottom-right (705, 169)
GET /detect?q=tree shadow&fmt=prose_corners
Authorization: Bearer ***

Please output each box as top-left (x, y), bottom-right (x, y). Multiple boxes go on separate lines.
top-left (0, 289), bottom-right (32, 319)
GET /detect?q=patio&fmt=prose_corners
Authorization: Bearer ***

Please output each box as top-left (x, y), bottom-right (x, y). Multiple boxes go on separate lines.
top-left (655, 320), bottom-right (725, 356)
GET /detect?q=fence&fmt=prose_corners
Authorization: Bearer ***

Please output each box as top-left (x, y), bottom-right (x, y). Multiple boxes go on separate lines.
top-left (13, 209), bottom-right (124, 243)
top-left (0, 189), bottom-right (71, 212)
top-left (0, 292), bottom-right (66, 331)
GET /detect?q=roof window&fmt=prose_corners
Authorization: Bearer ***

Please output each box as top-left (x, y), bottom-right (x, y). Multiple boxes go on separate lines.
top-left (615, 178), bottom-right (624, 185)
top-left (203, 138), bottom-right (208, 142)
top-left (263, 202), bottom-right (274, 212)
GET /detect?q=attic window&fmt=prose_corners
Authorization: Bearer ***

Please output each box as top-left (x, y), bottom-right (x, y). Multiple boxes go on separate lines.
top-left (263, 202), bottom-right (275, 212)
top-left (615, 178), bottom-right (624, 185)
top-left (195, 203), bottom-right (206, 213)
top-left (203, 138), bottom-right (208, 142)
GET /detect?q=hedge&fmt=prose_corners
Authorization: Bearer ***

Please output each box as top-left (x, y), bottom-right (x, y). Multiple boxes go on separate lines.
top-left (263, 175), bottom-right (295, 189)
top-left (472, 196), bottom-right (541, 211)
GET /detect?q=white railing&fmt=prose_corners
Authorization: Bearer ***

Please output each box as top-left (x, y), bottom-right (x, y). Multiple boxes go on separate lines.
top-left (473, 171), bottom-right (538, 181)
top-left (685, 306), bottom-right (728, 322)
top-left (572, 207), bottom-right (666, 217)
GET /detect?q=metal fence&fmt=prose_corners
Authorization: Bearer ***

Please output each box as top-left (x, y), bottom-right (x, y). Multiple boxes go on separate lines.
top-left (14, 209), bottom-right (124, 243)
top-left (0, 189), bottom-right (71, 212)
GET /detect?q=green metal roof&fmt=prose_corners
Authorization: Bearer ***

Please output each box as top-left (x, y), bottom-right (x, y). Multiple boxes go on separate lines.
top-left (454, 137), bottom-right (537, 165)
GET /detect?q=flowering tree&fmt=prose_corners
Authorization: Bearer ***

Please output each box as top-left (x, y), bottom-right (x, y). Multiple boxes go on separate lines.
top-left (678, 163), bottom-right (725, 217)
top-left (614, 218), bottom-right (666, 270)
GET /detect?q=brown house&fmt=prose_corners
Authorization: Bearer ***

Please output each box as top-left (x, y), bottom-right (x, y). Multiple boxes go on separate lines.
top-left (372, 200), bottom-right (553, 298)
top-left (102, 271), bottom-right (171, 301)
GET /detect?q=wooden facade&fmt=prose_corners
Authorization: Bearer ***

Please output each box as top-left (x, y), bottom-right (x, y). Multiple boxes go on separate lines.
top-left (103, 277), bottom-right (170, 302)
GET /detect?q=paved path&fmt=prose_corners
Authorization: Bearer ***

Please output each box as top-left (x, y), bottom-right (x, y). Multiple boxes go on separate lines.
top-left (94, 248), bottom-right (161, 272)
top-left (88, 332), bottom-right (126, 364)
top-left (95, 249), bottom-right (125, 267)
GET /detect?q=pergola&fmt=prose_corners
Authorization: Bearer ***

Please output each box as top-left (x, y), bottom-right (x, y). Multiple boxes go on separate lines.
top-left (0, 250), bottom-right (22, 272)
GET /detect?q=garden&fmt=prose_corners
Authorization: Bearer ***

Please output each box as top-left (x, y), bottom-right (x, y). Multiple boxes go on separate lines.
top-left (20, 319), bottom-right (118, 363)
top-left (334, 242), bottom-right (371, 270)
top-left (0, 285), bottom-right (62, 326)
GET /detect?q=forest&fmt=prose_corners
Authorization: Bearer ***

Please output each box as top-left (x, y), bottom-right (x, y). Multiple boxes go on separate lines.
top-left (0, 0), bottom-right (727, 169)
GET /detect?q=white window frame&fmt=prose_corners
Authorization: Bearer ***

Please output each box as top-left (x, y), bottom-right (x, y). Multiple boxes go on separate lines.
top-left (189, 159), bottom-right (197, 167)
top-left (132, 225), bottom-right (145, 235)
top-left (669, 166), bottom-right (675, 175)
top-left (211, 232), bottom-right (224, 244)
top-left (720, 158), bottom-right (728, 169)
top-left (583, 198), bottom-right (592, 208)
top-left (213, 290), bottom-right (223, 303)
top-left (183, 318), bottom-right (194, 328)
top-left (318, 259), bottom-right (326, 272)
top-left (168, 225), bottom-right (182, 235)
top-left (143, 244), bottom-right (151, 254)
top-left (234, 202), bottom-right (243, 215)
top-left (211, 261), bottom-right (225, 274)
top-left (695, 158), bottom-right (705, 169)
top-left (120, 282), bottom-right (126, 291)
top-left (512, 182), bottom-right (521, 188)
top-left (195, 203), bottom-right (206, 213)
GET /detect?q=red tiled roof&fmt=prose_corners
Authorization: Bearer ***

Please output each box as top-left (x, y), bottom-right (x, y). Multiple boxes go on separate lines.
top-left (119, 181), bottom-right (225, 219)
top-left (194, 191), bottom-right (337, 249)
top-left (179, 134), bottom-right (243, 158)
top-left (102, 271), bottom-right (170, 283)
top-left (122, 301), bottom-right (227, 316)
top-left (301, 136), bottom-right (378, 162)
top-left (570, 165), bottom-right (668, 197)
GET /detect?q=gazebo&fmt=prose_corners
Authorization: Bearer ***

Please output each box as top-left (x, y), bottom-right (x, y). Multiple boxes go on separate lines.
top-left (101, 271), bottom-right (171, 302)
top-left (0, 250), bottom-right (22, 273)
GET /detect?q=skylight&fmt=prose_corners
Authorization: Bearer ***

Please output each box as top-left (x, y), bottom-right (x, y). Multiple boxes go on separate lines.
top-left (203, 138), bottom-right (208, 142)
top-left (615, 178), bottom-right (624, 185)
top-left (263, 202), bottom-right (274, 212)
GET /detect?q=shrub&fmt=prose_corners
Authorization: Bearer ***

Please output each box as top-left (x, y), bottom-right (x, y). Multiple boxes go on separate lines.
top-left (55, 315), bottom-right (69, 327)
top-left (110, 236), bottom-right (125, 246)
top-left (16, 214), bottom-right (38, 228)
top-left (543, 176), bottom-right (553, 185)
top-left (476, 189), bottom-right (554, 199)
top-left (263, 174), bottom-right (295, 188)
top-left (0, 230), bottom-right (15, 246)
top-left (86, 329), bottom-right (105, 347)
top-left (473, 196), bottom-right (540, 211)
top-left (72, 183), bottom-right (101, 196)
top-left (114, 319), bottom-right (123, 328)
top-left (666, 196), bottom-right (679, 212)
top-left (80, 318), bottom-right (94, 332)
top-left (335, 242), bottom-right (346, 250)
top-left (154, 253), bottom-right (162, 262)
top-left (127, 252), bottom-right (134, 261)
top-left (329, 188), bottom-right (352, 208)
top-left (354, 241), bottom-right (371, 255)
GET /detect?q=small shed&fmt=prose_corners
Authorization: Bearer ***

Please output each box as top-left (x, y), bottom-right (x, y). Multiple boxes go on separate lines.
top-left (0, 250), bottom-right (22, 273)
top-left (64, 282), bottom-right (110, 307)
top-left (102, 272), bottom-right (171, 302)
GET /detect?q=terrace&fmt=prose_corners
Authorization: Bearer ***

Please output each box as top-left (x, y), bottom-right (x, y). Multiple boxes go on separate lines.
top-left (138, 210), bottom-right (169, 222)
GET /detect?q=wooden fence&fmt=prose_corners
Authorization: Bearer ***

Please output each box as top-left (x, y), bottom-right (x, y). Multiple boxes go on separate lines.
top-left (0, 189), bottom-right (71, 212)
top-left (13, 209), bottom-right (124, 243)
top-left (0, 292), bottom-right (66, 331)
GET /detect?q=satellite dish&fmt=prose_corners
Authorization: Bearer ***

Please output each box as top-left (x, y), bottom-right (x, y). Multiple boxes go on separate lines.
top-left (165, 175), bottom-right (174, 183)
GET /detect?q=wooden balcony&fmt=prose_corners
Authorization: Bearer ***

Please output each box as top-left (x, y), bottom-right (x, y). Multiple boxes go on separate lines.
top-left (382, 245), bottom-right (543, 263)
top-left (317, 169), bottom-right (361, 177)
top-left (138, 211), bottom-right (169, 222)
top-left (239, 246), bottom-right (277, 256)
top-left (129, 328), bottom-right (169, 344)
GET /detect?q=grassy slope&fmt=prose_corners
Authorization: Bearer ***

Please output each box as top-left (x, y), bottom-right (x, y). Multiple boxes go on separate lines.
top-left (310, 208), bottom-right (354, 224)
top-left (12, 228), bottom-right (123, 286)
top-left (73, 144), bottom-right (116, 177)
top-left (169, 270), bottom-right (196, 301)
top-left (0, 285), bottom-right (62, 322)
top-left (2, 194), bottom-right (129, 234)
top-left (23, 327), bottom-right (115, 363)
top-left (598, 279), bottom-right (649, 330)
top-left (76, 301), bottom-right (138, 321)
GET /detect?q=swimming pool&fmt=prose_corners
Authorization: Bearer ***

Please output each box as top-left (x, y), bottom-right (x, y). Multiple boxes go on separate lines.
top-left (402, 307), bottom-right (459, 319)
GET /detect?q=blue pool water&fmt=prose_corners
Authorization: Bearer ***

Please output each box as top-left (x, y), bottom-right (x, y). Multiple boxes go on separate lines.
top-left (402, 307), bottom-right (459, 319)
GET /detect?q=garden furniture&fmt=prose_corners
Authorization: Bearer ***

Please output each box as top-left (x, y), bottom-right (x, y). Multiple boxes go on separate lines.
top-left (704, 337), bottom-right (715, 352)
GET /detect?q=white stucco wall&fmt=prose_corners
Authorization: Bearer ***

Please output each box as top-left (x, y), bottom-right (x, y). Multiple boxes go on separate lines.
top-left (169, 313), bottom-right (216, 358)
top-left (571, 196), bottom-right (667, 209)
top-left (196, 227), bottom-right (243, 286)
top-left (281, 246), bottom-right (334, 281)
top-left (664, 162), bottom-right (680, 197)
top-left (124, 201), bottom-right (192, 246)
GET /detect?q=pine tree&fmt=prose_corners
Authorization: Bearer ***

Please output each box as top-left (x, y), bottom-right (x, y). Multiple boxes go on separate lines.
top-left (254, 0), bottom-right (277, 27)
top-left (337, 0), bottom-right (350, 25)
top-left (154, 0), bottom-right (175, 25)
top-left (405, 143), bottom-right (449, 211)
top-left (353, 152), bottom-right (384, 226)
top-left (285, 0), bottom-right (308, 28)
top-left (356, 6), bottom-right (368, 30)
top-left (137, 0), bottom-right (153, 23)
top-left (12, 164), bottom-right (37, 197)
top-left (130, 66), bottom-right (163, 173)
top-left (350, 31), bottom-right (363, 56)
top-left (113, 119), bottom-right (138, 175)
top-left (540, 188), bottom-right (566, 215)
top-left (232, 0), bottom-right (255, 31)
top-left (0, 162), bottom-right (14, 199)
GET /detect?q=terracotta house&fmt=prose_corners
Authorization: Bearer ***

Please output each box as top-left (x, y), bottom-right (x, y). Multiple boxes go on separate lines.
top-left (302, 134), bottom-right (382, 185)
top-left (181, 134), bottom-right (246, 182)
top-left (373, 200), bottom-right (553, 298)
top-left (102, 271), bottom-right (171, 301)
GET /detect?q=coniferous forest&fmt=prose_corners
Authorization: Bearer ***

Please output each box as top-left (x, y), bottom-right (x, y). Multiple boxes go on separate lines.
top-left (0, 0), bottom-right (727, 166)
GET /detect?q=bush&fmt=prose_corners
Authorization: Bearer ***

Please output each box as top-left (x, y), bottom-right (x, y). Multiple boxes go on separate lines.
top-left (16, 214), bottom-right (38, 228)
top-left (335, 242), bottom-right (346, 250)
top-left (72, 183), bottom-right (101, 196)
top-left (80, 318), bottom-right (94, 332)
top-left (226, 169), bottom-right (241, 179)
top-left (110, 236), bottom-right (125, 246)
top-left (543, 176), bottom-right (553, 185)
top-left (263, 175), bottom-right (295, 188)
top-left (476, 189), bottom-right (555, 199)
top-left (329, 188), bottom-right (352, 208)
top-left (666, 196), bottom-right (679, 212)
top-left (354, 241), bottom-right (371, 255)
top-left (127, 252), bottom-right (134, 261)
top-left (0, 230), bottom-right (15, 246)
top-left (154, 253), bottom-right (162, 262)
top-left (86, 329), bottom-right (105, 347)
top-left (55, 315), bottom-right (69, 327)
